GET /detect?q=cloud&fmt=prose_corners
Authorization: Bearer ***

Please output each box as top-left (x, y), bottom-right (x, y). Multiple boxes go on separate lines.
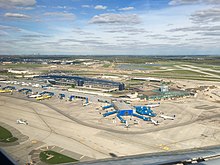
top-left (118, 7), bottom-right (134, 11)
top-left (169, 0), bottom-right (201, 5)
top-left (185, 37), bottom-right (213, 40)
top-left (15, 6), bottom-right (34, 10)
top-left (4, 13), bottom-right (31, 19)
top-left (0, 25), bottom-right (22, 31)
top-left (105, 27), bottom-right (148, 34)
top-left (21, 34), bottom-right (49, 38)
top-left (81, 5), bottom-right (91, 8)
top-left (81, 5), bottom-right (107, 10)
top-left (51, 6), bottom-right (75, 10)
top-left (168, 24), bottom-right (220, 38)
top-left (59, 38), bottom-right (108, 45)
top-left (94, 5), bottom-right (107, 10)
top-left (72, 28), bottom-right (94, 35)
top-left (43, 12), bottom-right (75, 20)
top-left (36, 5), bottom-right (46, 8)
top-left (169, 0), bottom-right (220, 5)
top-left (114, 36), bottom-right (129, 39)
top-left (0, 30), bottom-right (8, 36)
top-left (168, 25), bottom-right (220, 32)
top-left (190, 8), bottom-right (220, 23)
top-left (197, 31), bottom-right (220, 36)
top-left (0, 0), bottom-right (36, 8)
top-left (89, 13), bottom-right (141, 24)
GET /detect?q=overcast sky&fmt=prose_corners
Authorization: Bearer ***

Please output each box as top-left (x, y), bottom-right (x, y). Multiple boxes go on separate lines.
top-left (0, 0), bottom-right (220, 55)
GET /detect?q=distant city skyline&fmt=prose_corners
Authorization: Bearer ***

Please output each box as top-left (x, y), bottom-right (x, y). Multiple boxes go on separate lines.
top-left (0, 0), bottom-right (220, 55)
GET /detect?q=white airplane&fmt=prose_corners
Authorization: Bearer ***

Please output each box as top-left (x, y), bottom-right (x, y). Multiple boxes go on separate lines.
top-left (32, 84), bottom-right (40, 88)
top-left (28, 94), bottom-right (41, 98)
top-left (159, 114), bottom-right (175, 120)
top-left (83, 102), bottom-right (90, 106)
top-left (146, 103), bottom-right (160, 108)
top-left (151, 119), bottom-right (159, 125)
top-left (3, 81), bottom-right (10, 84)
top-left (11, 81), bottom-right (17, 84)
top-left (16, 119), bottom-right (28, 125)
top-left (125, 120), bottom-right (130, 128)
top-left (21, 82), bottom-right (29, 86)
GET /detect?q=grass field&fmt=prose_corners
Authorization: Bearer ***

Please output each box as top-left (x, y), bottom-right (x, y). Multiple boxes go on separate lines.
top-left (0, 126), bottom-right (18, 143)
top-left (40, 150), bottom-right (78, 164)
top-left (102, 64), bottom-right (111, 68)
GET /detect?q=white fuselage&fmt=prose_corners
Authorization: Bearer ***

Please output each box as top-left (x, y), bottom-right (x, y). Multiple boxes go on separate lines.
top-left (151, 119), bottom-right (159, 125)
top-left (83, 103), bottom-right (90, 106)
top-left (160, 115), bottom-right (175, 120)
top-left (28, 94), bottom-right (41, 98)
top-left (146, 104), bottom-right (160, 108)
top-left (16, 119), bottom-right (28, 125)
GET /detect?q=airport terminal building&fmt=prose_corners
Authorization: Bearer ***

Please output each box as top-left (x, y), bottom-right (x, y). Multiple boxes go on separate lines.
top-left (35, 75), bottom-right (125, 91)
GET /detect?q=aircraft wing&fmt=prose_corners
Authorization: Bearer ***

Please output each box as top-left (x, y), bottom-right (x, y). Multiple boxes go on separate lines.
top-left (77, 146), bottom-right (220, 165)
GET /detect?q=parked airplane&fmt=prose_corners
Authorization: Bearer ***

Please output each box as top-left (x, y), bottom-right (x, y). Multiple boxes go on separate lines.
top-left (125, 120), bottom-right (130, 128)
top-left (16, 119), bottom-right (28, 125)
top-left (28, 94), bottom-right (41, 98)
top-left (21, 82), bottom-right (29, 86)
top-left (151, 119), bottom-right (159, 125)
top-left (83, 102), bottom-right (90, 106)
top-left (160, 114), bottom-right (175, 120)
top-left (13, 81), bottom-right (20, 85)
top-left (32, 84), bottom-right (40, 87)
top-left (146, 103), bottom-right (160, 108)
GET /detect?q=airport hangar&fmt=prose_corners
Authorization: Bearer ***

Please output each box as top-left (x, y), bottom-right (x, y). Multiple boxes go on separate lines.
top-left (35, 75), bottom-right (125, 91)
